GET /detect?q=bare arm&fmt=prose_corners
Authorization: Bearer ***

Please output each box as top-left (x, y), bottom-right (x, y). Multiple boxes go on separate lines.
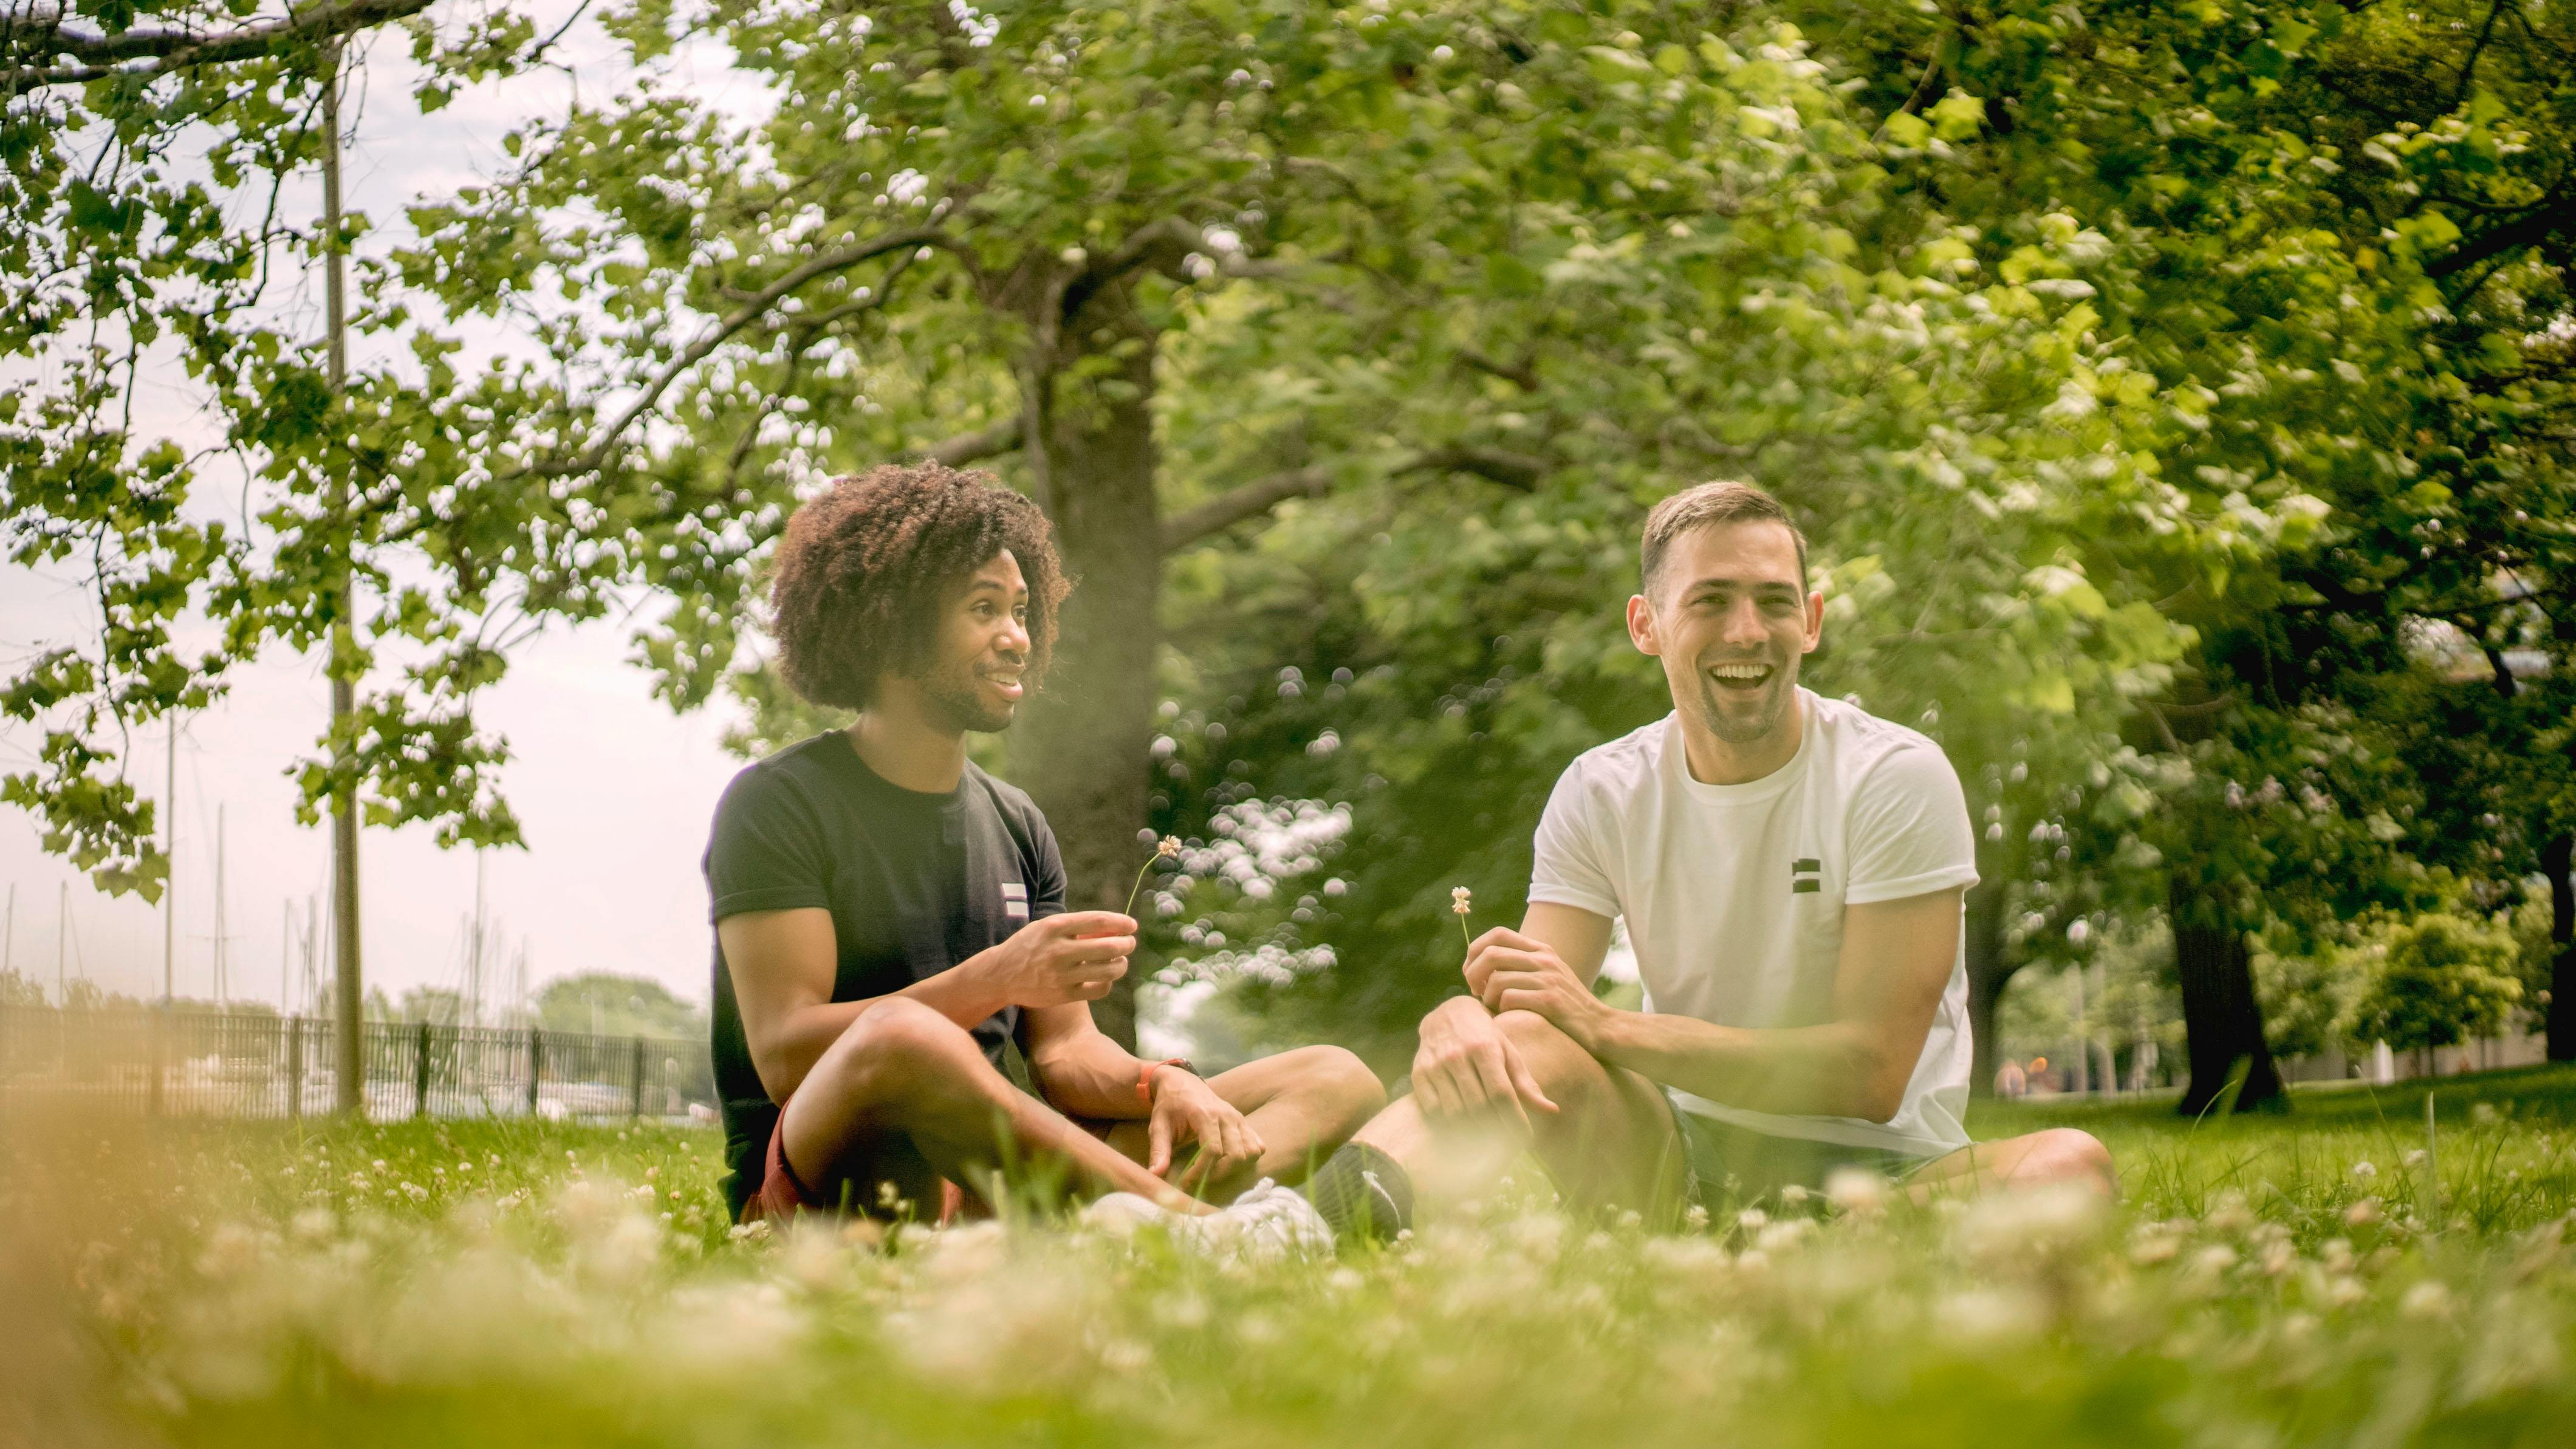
top-left (719, 906), bottom-right (1136, 1103)
top-left (1021, 1002), bottom-right (1156, 1119)
top-left (1021, 1001), bottom-right (1266, 1184)
top-left (1470, 889), bottom-right (1964, 1123)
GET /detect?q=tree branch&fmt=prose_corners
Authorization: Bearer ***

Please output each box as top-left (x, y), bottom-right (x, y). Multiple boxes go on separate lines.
top-left (1160, 467), bottom-right (1331, 551)
top-left (1399, 444), bottom-right (1550, 491)
top-left (540, 229), bottom-right (944, 480)
top-left (1, 0), bottom-right (433, 93)
top-left (2425, 189), bottom-right (2576, 279)
top-left (1455, 347), bottom-right (1540, 392)
top-left (1159, 444), bottom-right (1552, 551)
top-left (920, 417), bottom-right (1023, 467)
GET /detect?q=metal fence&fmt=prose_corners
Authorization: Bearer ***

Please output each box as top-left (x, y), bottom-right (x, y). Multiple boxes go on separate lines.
top-left (0, 1005), bottom-right (715, 1122)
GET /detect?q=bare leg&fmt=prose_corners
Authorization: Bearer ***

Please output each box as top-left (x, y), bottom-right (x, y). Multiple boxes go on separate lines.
top-left (1094, 1044), bottom-right (1385, 1201)
top-left (1351, 1010), bottom-right (1685, 1221)
top-left (779, 998), bottom-right (1203, 1216)
top-left (1905, 1127), bottom-right (2116, 1201)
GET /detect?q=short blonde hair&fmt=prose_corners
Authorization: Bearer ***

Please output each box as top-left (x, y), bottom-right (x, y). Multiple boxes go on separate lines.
top-left (1639, 481), bottom-right (1808, 597)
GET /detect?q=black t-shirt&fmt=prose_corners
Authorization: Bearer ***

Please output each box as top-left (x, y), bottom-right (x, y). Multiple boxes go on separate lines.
top-left (702, 731), bottom-right (1066, 1218)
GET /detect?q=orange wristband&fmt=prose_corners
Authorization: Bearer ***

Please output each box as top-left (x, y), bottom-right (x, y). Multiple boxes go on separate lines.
top-left (1138, 1058), bottom-right (1191, 1105)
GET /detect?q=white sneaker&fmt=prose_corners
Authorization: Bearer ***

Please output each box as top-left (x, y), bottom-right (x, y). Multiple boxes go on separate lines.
top-left (1081, 1178), bottom-right (1334, 1261)
top-left (1213, 1178), bottom-right (1335, 1259)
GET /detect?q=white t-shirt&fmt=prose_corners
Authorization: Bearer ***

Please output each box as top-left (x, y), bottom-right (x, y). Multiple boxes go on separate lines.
top-left (1527, 690), bottom-right (1979, 1157)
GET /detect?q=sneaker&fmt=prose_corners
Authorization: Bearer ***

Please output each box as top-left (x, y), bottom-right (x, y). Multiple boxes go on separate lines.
top-left (1081, 1177), bottom-right (1334, 1261)
top-left (1214, 1178), bottom-right (1335, 1259)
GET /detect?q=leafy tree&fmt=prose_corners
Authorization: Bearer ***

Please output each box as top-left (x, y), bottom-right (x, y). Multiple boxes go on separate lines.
top-left (4, 0), bottom-right (590, 1112)
top-left (535, 971), bottom-right (707, 1042)
top-left (2, 1), bottom-right (556, 884)
top-left (2348, 911), bottom-right (2524, 1070)
top-left (1791, 0), bottom-right (2576, 1111)
top-left (394, 985), bottom-right (464, 1026)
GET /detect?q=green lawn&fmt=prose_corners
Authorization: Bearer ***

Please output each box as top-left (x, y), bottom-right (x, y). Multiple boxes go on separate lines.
top-left (15, 1068), bottom-right (2576, 1447)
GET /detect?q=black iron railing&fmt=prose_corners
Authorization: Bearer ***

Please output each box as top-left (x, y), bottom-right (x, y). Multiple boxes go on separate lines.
top-left (0, 1005), bottom-right (714, 1122)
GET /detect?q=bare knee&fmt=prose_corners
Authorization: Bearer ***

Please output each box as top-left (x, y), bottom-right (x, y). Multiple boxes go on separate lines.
top-left (1291, 1044), bottom-right (1387, 1125)
top-left (2021, 1128), bottom-right (2115, 1196)
top-left (821, 999), bottom-right (986, 1099)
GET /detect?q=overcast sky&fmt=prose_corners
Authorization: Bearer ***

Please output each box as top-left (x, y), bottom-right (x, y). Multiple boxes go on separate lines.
top-left (1, 3), bottom-right (776, 1016)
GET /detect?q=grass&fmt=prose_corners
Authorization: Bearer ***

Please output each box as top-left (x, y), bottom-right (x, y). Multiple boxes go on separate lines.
top-left (13, 1068), bottom-right (2576, 1448)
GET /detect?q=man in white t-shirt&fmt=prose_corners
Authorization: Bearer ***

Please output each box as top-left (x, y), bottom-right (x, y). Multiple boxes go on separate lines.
top-left (1293, 482), bottom-right (2111, 1239)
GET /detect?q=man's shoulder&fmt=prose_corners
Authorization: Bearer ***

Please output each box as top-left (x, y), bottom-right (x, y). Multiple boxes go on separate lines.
top-left (1557, 714), bottom-right (1671, 800)
top-left (1807, 694), bottom-right (1960, 794)
top-left (964, 761), bottom-right (1050, 833)
top-left (716, 733), bottom-right (843, 813)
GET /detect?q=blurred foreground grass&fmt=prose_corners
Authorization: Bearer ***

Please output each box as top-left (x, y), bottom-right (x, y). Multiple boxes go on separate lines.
top-left (12, 1067), bottom-right (2576, 1448)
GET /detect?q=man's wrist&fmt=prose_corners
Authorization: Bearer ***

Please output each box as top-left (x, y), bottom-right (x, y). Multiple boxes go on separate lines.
top-left (949, 947), bottom-right (1020, 1017)
top-left (1142, 1057), bottom-right (1197, 1104)
top-left (1570, 1000), bottom-right (1628, 1057)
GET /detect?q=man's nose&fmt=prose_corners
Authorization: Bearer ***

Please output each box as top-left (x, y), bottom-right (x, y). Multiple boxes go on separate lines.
top-left (999, 614), bottom-right (1032, 656)
top-left (1721, 597), bottom-right (1768, 646)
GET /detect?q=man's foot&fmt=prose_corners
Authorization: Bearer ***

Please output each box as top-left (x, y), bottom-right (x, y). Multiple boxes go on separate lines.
top-left (1303, 1140), bottom-right (1414, 1243)
top-left (1083, 1177), bottom-right (1334, 1260)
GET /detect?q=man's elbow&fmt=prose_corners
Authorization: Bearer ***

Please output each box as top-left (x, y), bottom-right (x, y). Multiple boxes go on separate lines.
top-left (751, 1045), bottom-right (803, 1105)
top-left (1853, 1084), bottom-right (1906, 1125)
top-left (1846, 1047), bottom-right (1912, 1124)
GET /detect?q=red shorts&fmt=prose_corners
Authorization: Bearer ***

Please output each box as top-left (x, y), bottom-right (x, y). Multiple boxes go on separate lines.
top-left (750, 1110), bottom-right (834, 1222)
top-left (747, 1101), bottom-right (1120, 1225)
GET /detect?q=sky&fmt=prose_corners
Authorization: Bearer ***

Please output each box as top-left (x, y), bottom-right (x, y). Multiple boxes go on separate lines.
top-left (1, 2), bottom-right (774, 1017)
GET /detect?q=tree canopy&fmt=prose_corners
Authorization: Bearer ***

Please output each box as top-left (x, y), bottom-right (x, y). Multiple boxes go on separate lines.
top-left (7, 0), bottom-right (2573, 1099)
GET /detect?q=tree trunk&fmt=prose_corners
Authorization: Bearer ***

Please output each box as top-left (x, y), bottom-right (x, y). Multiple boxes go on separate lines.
top-left (1962, 877), bottom-right (2016, 1098)
top-left (1015, 280), bottom-right (1160, 1051)
top-left (2546, 834), bottom-right (2575, 1063)
top-left (2169, 871), bottom-right (2285, 1114)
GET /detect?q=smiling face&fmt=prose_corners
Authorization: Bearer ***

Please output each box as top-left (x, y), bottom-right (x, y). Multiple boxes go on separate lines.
top-left (1628, 519), bottom-right (1823, 751)
top-left (915, 549), bottom-right (1032, 735)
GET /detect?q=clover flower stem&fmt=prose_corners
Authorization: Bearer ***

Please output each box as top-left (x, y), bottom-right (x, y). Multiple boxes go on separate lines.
top-left (1123, 859), bottom-right (1154, 922)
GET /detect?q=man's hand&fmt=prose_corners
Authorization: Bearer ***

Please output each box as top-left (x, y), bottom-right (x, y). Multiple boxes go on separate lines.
top-left (1465, 927), bottom-right (1612, 1052)
top-left (1145, 1069), bottom-right (1264, 1190)
top-left (1410, 994), bottom-right (1559, 1131)
top-left (976, 911), bottom-right (1136, 1008)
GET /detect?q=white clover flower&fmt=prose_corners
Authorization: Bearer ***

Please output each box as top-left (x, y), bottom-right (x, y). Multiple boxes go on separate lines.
top-left (1954, 1183), bottom-right (2108, 1269)
top-left (2400, 1280), bottom-right (2454, 1321)
top-left (1936, 1287), bottom-right (2046, 1346)
top-left (1824, 1166), bottom-right (1889, 1216)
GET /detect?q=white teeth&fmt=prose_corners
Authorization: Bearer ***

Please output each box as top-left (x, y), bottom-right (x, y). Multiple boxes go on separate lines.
top-left (1710, 664), bottom-right (1769, 680)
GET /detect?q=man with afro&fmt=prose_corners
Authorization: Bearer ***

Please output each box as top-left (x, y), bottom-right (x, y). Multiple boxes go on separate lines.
top-left (705, 462), bottom-right (1380, 1245)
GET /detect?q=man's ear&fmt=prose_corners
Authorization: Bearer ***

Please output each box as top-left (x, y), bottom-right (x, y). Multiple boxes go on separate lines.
top-left (1803, 589), bottom-right (1824, 653)
top-left (1626, 593), bottom-right (1660, 657)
